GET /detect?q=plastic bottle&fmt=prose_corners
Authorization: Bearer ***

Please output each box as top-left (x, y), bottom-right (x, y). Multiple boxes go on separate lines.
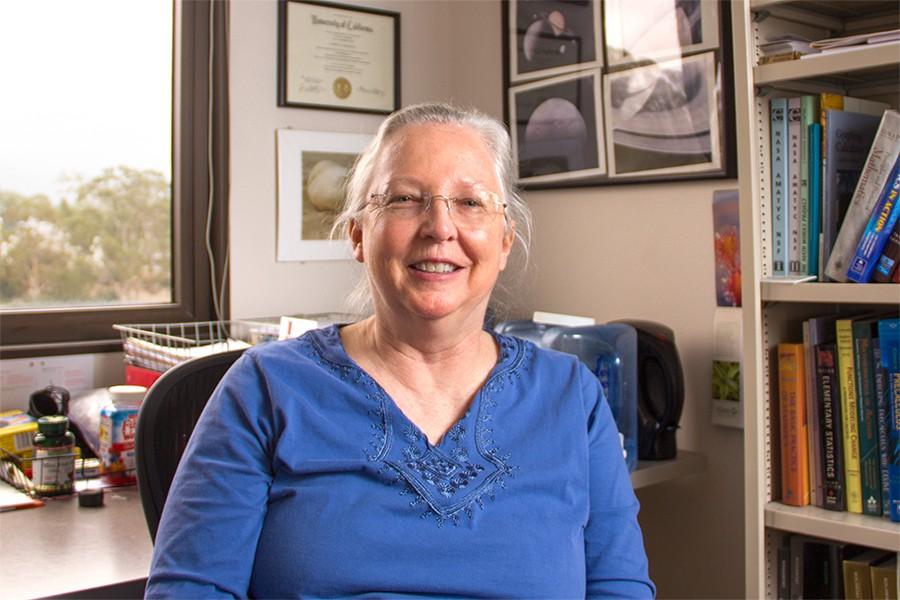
top-left (32, 415), bottom-right (76, 496)
top-left (493, 319), bottom-right (565, 348)
top-left (550, 324), bottom-right (639, 472)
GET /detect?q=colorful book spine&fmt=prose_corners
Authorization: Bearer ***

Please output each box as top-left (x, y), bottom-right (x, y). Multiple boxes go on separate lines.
top-left (809, 122), bottom-right (823, 277)
top-left (826, 110), bottom-right (900, 281)
top-left (852, 320), bottom-right (882, 515)
top-left (799, 96), bottom-right (817, 276)
top-left (803, 320), bottom-right (822, 507)
top-left (771, 97), bottom-right (789, 276)
top-left (779, 343), bottom-right (810, 506)
top-left (872, 344), bottom-right (891, 518)
top-left (788, 98), bottom-right (803, 275)
top-left (871, 221), bottom-right (900, 282)
top-left (877, 318), bottom-right (900, 522)
top-left (847, 157), bottom-right (900, 283)
top-left (816, 343), bottom-right (846, 511)
top-left (836, 319), bottom-right (863, 513)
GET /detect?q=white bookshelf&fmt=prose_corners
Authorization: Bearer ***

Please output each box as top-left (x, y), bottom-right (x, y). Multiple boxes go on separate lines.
top-left (732, 1), bottom-right (900, 597)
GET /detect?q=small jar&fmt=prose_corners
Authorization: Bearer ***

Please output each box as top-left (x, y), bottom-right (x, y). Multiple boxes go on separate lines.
top-left (32, 415), bottom-right (76, 496)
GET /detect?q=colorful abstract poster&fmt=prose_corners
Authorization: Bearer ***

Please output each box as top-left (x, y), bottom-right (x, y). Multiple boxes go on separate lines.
top-left (713, 189), bottom-right (741, 307)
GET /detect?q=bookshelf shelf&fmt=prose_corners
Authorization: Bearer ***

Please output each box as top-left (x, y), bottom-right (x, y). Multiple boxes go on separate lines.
top-left (760, 282), bottom-right (900, 304)
top-left (754, 42), bottom-right (900, 87)
top-left (630, 450), bottom-right (707, 490)
top-left (765, 503), bottom-right (900, 552)
top-left (733, 1), bottom-right (900, 597)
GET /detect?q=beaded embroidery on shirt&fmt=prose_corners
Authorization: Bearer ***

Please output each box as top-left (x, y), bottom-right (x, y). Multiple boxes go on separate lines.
top-left (308, 326), bottom-right (528, 527)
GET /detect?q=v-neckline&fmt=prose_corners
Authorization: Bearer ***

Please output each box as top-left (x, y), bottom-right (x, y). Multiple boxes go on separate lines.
top-left (308, 325), bottom-right (525, 522)
top-left (331, 324), bottom-right (506, 450)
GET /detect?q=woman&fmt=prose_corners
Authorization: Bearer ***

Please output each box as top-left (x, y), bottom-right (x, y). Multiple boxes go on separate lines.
top-left (146, 103), bottom-right (655, 598)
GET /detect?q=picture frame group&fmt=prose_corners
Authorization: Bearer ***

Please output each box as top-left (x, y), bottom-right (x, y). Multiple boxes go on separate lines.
top-left (504, 0), bottom-right (736, 189)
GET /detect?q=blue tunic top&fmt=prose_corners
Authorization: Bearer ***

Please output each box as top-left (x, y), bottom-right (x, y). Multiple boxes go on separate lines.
top-left (146, 326), bottom-right (654, 598)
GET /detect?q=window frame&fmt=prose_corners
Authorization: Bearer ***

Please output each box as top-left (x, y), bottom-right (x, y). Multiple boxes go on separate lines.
top-left (0, 0), bottom-right (228, 358)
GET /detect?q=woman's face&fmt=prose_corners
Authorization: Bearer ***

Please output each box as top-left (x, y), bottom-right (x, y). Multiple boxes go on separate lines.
top-left (350, 123), bottom-right (514, 325)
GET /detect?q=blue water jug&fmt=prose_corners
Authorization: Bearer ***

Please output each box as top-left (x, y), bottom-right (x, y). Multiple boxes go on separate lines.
top-left (550, 324), bottom-right (639, 472)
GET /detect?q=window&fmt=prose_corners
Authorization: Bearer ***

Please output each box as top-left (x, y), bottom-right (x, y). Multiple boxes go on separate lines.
top-left (0, 1), bottom-right (228, 357)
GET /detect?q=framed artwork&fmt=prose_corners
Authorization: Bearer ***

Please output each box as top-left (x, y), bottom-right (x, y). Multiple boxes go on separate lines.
top-left (603, 52), bottom-right (721, 178)
top-left (509, 70), bottom-right (606, 185)
top-left (276, 129), bottom-right (372, 261)
top-left (603, 0), bottom-right (719, 66)
top-left (501, 0), bottom-right (735, 189)
top-left (277, 0), bottom-right (400, 114)
top-left (508, 0), bottom-right (603, 83)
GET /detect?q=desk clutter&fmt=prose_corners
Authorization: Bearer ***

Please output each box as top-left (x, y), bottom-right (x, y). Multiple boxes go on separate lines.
top-left (0, 384), bottom-right (147, 509)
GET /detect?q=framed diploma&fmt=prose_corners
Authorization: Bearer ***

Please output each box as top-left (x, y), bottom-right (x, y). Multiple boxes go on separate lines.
top-left (278, 0), bottom-right (400, 114)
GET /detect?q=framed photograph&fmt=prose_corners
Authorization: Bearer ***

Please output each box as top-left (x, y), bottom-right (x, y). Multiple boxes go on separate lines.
top-left (603, 52), bottom-right (721, 178)
top-left (510, 70), bottom-right (605, 184)
top-left (277, 0), bottom-right (400, 114)
top-left (276, 129), bottom-right (371, 261)
top-left (501, 0), bottom-right (735, 189)
top-left (509, 0), bottom-right (603, 83)
top-left (604, 0), bottom-right (719, 67)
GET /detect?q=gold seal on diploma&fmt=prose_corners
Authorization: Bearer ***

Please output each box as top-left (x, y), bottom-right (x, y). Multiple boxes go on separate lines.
top-left (333, 77), bottom-right (352, 100)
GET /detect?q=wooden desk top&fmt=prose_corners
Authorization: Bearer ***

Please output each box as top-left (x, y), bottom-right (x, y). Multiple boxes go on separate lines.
top-left (0, 487), bottom-right (152, 599)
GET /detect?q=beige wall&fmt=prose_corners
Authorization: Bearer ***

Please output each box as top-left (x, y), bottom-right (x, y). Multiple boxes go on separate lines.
top-left (229, 1), bottom-right (743, 597)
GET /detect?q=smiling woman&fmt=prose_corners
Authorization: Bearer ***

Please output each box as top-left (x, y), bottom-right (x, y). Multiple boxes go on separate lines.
top-left (146, 103), bottom-right (655, 599)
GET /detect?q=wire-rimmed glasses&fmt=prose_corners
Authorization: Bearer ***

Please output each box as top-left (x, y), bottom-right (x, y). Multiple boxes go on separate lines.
top-left (368, 191), bottom-right (507, 228)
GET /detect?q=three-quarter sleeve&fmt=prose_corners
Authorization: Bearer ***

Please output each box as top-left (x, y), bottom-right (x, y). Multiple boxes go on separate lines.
top-left (579, 363), bottom-right (656, 599)
top-left (145, 353), bottom-right (276, 599)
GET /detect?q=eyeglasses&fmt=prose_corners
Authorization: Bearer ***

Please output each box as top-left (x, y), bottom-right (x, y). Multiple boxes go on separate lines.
top-left (368, 191), bottom-right (507, 227)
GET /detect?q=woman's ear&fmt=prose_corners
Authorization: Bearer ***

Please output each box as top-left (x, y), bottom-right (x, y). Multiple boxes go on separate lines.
top-left (349, 219), bottom-right (364, 263)
top-left (499, 220), bottom-right (515, 271)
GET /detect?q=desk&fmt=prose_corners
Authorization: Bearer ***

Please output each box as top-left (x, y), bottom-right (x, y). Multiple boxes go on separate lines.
top-left (1, 487), bottom-right (151, 600)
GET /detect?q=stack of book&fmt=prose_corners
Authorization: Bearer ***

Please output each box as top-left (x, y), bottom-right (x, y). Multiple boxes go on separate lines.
top-left (777, 317), bottom-right (899, 521)
top-left (777, 535), bottom-right (897, 600)
top-left (768, 96), bottom-right (900, 283)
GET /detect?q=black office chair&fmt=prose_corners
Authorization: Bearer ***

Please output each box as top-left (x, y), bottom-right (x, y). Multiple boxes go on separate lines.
top-left (135, 348), bottom-right (246, 543)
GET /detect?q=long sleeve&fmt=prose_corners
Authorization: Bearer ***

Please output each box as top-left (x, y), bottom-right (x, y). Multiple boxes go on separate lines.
top-left (579, 364), bottom-right (656, 599)
top-left (145, 353), bottom-right (276, 599)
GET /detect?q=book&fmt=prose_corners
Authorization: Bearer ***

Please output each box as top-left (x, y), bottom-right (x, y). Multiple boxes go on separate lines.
top-left (836, 318), bottom-right (864, 513)
top-left (847, 157), bottom-right (900, 283)
top-left (778, 536), bottom-right (791, 600)
top-left (826, 110), bottom-right (900, 281)
top-left (878, 318), bottom-right (900, 522)
top-left (816, 343), bottom-right (846, 511)
top-left (844, 549), bottom-right (893, 600)
top-left (772, 97), bottom-right (790, 276)
top-left (827, 541), bottom-right (869, 598)
top-left (872, 220), bottom-right (900, 282)
top-left (799, 96), bottom-right (817, 276)
top-left (779, 342), bottom-right (810, 506)
top-left (872, 343), bottom-right (891, 518)
top-left (805, 315), bottom-right (838, 506)
top-left (852, 318), bottom-right (884, 515)
top-left (870, 555), bottom-right (898, 600)
top-left (809, 122), bottom-right (823, 277)
top-left (788, 98), bottom-right (803, 275)
top-left (789, 535), bottom-right (832, 599)
top-left (822, 110), bottom-right (883, 281)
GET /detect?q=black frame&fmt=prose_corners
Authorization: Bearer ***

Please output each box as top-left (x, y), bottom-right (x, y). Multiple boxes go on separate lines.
top-left (0, 0), bottom-right (228, 358)
top-left (502, 0), bottom-right (736, 190)
top-left (277, 0), bottom-right (401, 115)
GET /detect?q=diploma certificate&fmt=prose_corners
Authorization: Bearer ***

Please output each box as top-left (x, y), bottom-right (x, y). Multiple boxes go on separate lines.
top-left (280, 1), bottom-right (399, 114)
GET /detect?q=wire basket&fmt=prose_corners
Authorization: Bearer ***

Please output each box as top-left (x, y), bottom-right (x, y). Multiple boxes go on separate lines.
top-left (113, 320), bottom-right (280, 372)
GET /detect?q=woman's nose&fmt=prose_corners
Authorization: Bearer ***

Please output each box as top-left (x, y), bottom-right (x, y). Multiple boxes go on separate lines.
top-left (419, 197), bottom-right (457, 240)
